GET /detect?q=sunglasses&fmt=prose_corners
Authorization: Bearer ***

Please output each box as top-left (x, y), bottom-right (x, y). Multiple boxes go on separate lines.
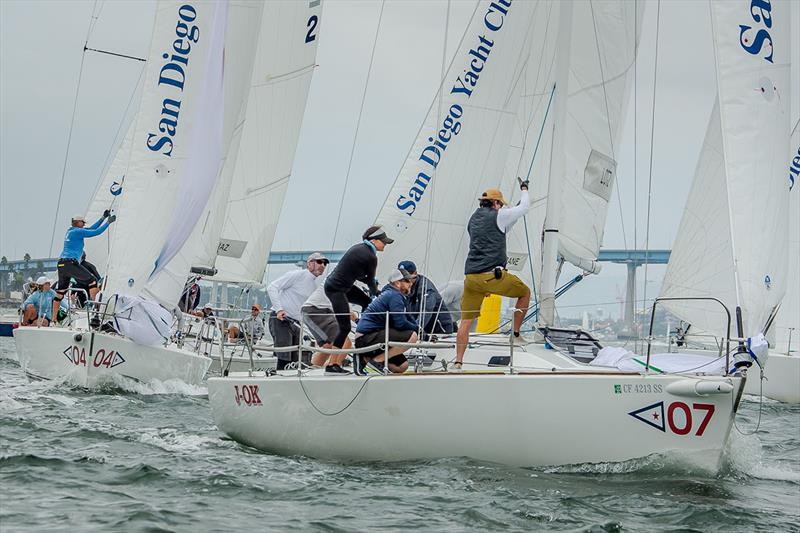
top-left (313, 259), bottom-right (329, 265)
top-left (251, 307), bottom-right (260, 311)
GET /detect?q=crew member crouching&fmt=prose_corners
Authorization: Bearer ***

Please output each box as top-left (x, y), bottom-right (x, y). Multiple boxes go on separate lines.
top-left (353, 269), bottom-right (418, 374)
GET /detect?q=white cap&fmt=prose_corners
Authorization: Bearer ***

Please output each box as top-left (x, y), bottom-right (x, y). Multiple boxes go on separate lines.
top-left (387, 268), bottom-right (413, 283)
top-left (72, 214), bottom-right (86, 222)
top-left (36, 276), bottom-right (49, 285)
top-left (307, 252), bottom-right (329, 263)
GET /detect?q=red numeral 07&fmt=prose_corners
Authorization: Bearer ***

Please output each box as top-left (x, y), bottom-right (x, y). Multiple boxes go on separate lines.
top-left (668, 402), bottom-right (715, 436)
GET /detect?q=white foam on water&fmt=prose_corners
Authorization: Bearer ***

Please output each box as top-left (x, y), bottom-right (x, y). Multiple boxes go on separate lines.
top-left (725, 429), bottom-right (800, 482)
top-left (99, 374), bottom-right (208, 396)
top-left (138, 428), bottom-right (219, 453)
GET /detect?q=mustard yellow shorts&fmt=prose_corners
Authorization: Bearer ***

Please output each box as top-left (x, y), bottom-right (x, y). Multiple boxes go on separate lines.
top-left (460, 270), bottom-right (530, 320)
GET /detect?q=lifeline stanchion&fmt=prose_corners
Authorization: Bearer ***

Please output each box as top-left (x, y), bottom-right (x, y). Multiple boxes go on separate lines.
top-left (384, 312), bottom-right (390, 375)
top-left (509, 308), bottom-right (516, 375)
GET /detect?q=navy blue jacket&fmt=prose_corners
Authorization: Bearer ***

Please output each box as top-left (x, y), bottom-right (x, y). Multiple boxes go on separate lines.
top-left (356, 284), bottom-right (419, 334)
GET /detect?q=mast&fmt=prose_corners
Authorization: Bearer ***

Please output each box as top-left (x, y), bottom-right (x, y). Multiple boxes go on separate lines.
top-left (539, 0), bottom-right (573, 327)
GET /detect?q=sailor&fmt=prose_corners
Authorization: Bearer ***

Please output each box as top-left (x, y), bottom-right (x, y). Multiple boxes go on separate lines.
top-left (301, 280), bottom-right (355, 371)
top-left (21, 276), bottom-right (58, 326)
top-left (267, 252), bottom-right (328, 370)
top-left (398, 260), bottom-right (456, 336)
top-left (353, 268), bottom-right (418, 374)
top-left (52, 212), bottom-right (114, 320)
top-left (227, 304), bottom-right (265, 342)
top-left (454, 180), bottom-right (531, 369)
top-left (324, 225), bottom-right (393, 373)
top-left (21, 277), bottom-right (37, 300)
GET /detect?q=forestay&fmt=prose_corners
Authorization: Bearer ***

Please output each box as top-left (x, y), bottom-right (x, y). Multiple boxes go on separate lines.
top-left (661, 0), bottom-right (791, 338)
top-left (210, 0), bottom-right (323, 284)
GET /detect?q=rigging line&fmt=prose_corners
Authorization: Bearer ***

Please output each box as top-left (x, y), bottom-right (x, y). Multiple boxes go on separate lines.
top-left (330, 0), bottom-right (386, 249)
top-left (420, 0), bottom-right (450, 340)
top-left (48, 0), bottom-right (101, 255)
top-left (589, 0), bottom-right (628, 253)
top-left (84, 47), bottom-right (146, 62)
top-left (642, 0), bottom-right (661, 324)
top-left (633, 0), bottom-right (638, 329)
top-left (520, 83), bottom-right (556, 307)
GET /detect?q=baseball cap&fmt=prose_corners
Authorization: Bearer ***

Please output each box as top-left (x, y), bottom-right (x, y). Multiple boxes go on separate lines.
top-left (307, 252), bottom-right (329, 264)
top-left (397, 260), bottom-right (417, 274)
top-left (203, 303), bottom-right (213, 310)
top-left (251, 303), bottom-right (261, 311)
top-left (388, 268), bottom-right (413, 283)
top-left (363, 225), bottom-right (394, 244)
top-left (36, 276), bottom-right (49, 285)
top-left (72, 214), bottom-right (86, 222)
top-left (479, 188), bottom-right (507, 205)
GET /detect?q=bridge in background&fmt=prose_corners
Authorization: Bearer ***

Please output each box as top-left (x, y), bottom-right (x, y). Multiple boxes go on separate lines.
top-left (2, 249), bottom-right (670, 327)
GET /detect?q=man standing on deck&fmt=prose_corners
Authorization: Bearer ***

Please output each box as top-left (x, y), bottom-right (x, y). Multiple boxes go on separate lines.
top-left (267, 252), bottom-right (328, 370)
top-left (52, 212), bottom-right (115, 320)
top-left (454, 179), bottom-right (531, 370)
top-left (323, 225), bottom-right (393, 374)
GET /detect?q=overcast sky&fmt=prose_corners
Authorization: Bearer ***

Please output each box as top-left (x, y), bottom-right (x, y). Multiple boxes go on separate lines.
top-left (0, 0), bottom-right (767, 318)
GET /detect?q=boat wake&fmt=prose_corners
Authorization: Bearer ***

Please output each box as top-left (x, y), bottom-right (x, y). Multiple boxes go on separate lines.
top-left (97, 374), bottom-right (208, 396)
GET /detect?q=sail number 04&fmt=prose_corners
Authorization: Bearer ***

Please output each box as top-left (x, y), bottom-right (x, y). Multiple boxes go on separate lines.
top-left (305, 15), bottom-right (318, 43)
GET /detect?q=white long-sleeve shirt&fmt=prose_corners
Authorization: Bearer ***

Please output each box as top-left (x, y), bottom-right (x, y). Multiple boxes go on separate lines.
top-left (267, 269), bottom-right (319, 321)
top-left (303, 277), bottom-right (333, 310)
top-left (496, 189), bottom-right (530, 233)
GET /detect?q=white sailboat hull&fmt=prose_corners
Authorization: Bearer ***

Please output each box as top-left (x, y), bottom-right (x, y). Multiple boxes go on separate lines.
top-left (209, 371), bottom-right (743, 470)
top-left (14, 327), bottom-right (210, 387)
top-left (744, 353), bottom-right (800, 404)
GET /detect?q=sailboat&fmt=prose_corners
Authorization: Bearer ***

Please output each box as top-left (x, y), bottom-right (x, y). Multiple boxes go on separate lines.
top-left (208, 0), bottom-right (787, 469)
top-left (14, 0), bottom-right (323, 387)
top-left (645, 1), bottom-right (798, 404)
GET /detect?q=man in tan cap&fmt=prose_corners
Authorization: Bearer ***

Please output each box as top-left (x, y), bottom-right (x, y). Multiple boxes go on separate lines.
top-left (454, 179), bottom-right (531, 369)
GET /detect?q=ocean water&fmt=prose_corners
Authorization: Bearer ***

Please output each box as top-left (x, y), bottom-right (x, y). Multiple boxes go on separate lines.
top-left (1, 337), bottom-right (798, 532)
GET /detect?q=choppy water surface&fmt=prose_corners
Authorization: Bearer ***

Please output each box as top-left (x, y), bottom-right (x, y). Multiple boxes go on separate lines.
top-left (1, 338), bottom-right (798, 532)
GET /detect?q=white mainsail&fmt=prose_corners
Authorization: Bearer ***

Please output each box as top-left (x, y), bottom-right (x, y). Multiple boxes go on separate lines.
top-left (660, 0), bottom-right (791, 338)
top-left (375, 0), bottom-right (639, 302)
top-left (86, 1), bottom-right (267, 302)
top-left (98, 1), bottom-right (233, 307)
top-left (374, 0), bottom-right (541, 284)
top-left (210, 0), bottom-right (324, 284)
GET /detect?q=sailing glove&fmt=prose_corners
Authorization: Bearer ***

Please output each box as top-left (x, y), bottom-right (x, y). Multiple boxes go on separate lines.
top-left (517, 177), bottom-right (529, 191)
top-left (107, 214), bottom-right (117, 223)
top-left (103, 209), bottom-right (111, 218)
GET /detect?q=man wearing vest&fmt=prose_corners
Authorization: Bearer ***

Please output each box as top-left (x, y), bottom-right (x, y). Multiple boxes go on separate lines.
top-left (454, 179), bottom-right (531, 369)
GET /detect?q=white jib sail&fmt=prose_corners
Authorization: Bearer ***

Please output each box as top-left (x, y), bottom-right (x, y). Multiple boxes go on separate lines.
top-left (661, 0), bottom-right (791, 338)
top-left (374, 0), bottom-right (541, 285)
top-left (102, 1), bottom-right (231, 307)
top-left (506, 0), bottom-right (641, 286)
top-left (210, 0), bottom-right (324, 284)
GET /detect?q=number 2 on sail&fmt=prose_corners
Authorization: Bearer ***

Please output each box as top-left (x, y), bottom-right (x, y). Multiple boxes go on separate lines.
top-left (305, 15), bottom-right (318, 43)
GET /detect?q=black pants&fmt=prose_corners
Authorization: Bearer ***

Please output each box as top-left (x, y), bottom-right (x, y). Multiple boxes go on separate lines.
top-left (56, 259), bottom-right (97, 296)
top-left (325, 285), bottom-right (371, 348)
top-left (268, 312), bottom-right (300, 362)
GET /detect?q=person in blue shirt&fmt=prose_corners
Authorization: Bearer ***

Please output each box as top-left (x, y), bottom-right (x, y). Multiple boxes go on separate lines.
top-left (21, 276), bottom-right (58, 326)
top-left (353, 268), bottom-right (419, 374)
top-left (53, 212), bottom-right (114, 318)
